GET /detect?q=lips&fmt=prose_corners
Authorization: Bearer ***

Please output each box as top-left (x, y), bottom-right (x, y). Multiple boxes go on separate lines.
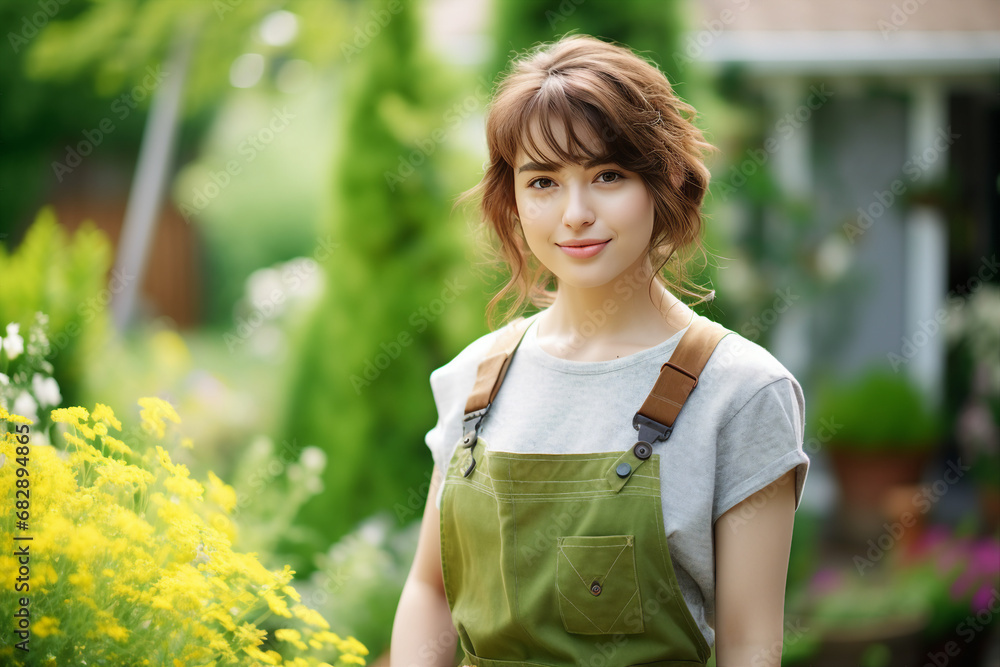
top-left (557, 239), bottom-right (610, 258)
top-left (557, 239), bottom-right (611, 247)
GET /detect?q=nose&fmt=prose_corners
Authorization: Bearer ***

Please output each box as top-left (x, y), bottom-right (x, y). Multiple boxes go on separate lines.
top-left (562, 182), bottom-right (595, 230)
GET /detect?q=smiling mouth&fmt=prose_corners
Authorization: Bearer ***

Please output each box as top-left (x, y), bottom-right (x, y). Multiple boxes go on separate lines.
top-left (556, 240), bottom-right (611, 248)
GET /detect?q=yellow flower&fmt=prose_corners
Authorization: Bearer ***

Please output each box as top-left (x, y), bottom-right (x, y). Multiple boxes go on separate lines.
top-left (347, 636), bottom-right (368, 665)
top-left (242, 646), bottom-right (281, 664)
top-left (291, 603), bottom-right (331, 630)
top-left (276, 628), bottom-right (308, 651)
top-left (139, 396), bottom-right (181, 439)
top-left (32, 616), bottom-right (60, 638)
top-left (0, 396), bottom-right (362, 666)
top-left (180, 437), bottom-right (194, 449)
top-left (164, 469), bottom-right (205, 501)
top-left (0, 405), bottom-right (32, 424)
top-left (78, 421), bottom-right (97, 441)
top-left (92, 403), bottom-right (122, 431)
top-left (235, 622), bottom-right (268, 647)
top-left (101, 434), bottom-right (134, 457)
top-left (206, 471), bottom-right (238, 513)
top-left (50, 406), bottom-right (89, 425)
top-left (282, 584), bottom-right (302, 603)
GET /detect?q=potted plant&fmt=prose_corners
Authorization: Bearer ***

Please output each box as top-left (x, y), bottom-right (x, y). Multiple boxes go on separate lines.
top-left (814, 367), bottom-right (945, 542)
top-left (782, 563), bottom-right (930, 667)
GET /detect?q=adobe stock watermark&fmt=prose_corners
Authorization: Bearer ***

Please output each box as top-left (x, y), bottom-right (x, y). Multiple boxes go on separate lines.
top-left (672, 0), bottom-right (752, 68)
top-left (853, 458), bottom-right (971, 574)
top-left (385, 77), bottom-right (492, 192)
top-left (230, 437), bottom-right (306, 518)
top-left (545, 0), bottom-right (587, 28)
top-left (49, 268), bottom-right (137, 359)
top-left (520, 500), bottom-right (588, 567)
top-left (721, 467), bottom-right (797, 534)
top-left (921, 588), bottom-right (1000, 667)
top-left (180, 106), bottom-right (296, 222)
top-left (877, 0), bottom-right (933, 39)
top-left (223, 236), bottom-right (338, 353)
top-left (7, 0), bottom-right (70, 54)
top-left (339, 0), bottom-right (403, 62)
top-left (842, 126), bottom-right (960, 243)
top-left (751, 618), bottom-right (810, 667)
top-left (740, 288), bottom-right (799, 342)
top-left (887, 254), bottom-right (998, 371)
top-left (350, 277), bottom-right (467, 394)
top-left (675, 411), bottom-right (822, 521)
top-left (51, 66), bottom-right (168, 183)
top-left (393, 467), bottom-right (437, 523)
top-left (716, 85), bottom-right (833, 202)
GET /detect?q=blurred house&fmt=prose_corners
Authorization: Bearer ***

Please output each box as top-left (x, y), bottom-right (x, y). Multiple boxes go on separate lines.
top-left (693, 0), bottom-right (1000, 406)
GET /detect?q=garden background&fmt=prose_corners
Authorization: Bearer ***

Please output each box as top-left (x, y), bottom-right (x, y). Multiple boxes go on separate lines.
top-left (1, 0), bottom-right (998, 665)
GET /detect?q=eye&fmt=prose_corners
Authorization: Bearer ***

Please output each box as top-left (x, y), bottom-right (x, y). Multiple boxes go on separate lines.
top-left (527, 177), bottom-right (554, 190)
top-left (598, 170), bottom-right (623, 183)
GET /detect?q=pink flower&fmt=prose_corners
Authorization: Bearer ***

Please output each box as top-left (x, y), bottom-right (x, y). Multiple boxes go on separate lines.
top-left (972, 583), bottom-right (999, 614)
top-left (809, 567), bottom-right (843, 595)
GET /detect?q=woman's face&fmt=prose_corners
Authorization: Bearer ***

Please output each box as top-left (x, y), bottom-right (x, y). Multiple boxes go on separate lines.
top-left (512, 117), bottom-right (655, 291)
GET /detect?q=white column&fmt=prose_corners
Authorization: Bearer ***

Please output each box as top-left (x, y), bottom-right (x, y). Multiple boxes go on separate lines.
top-left (767, 77), bottom-right (811, 379)
top-left (904, 80), bottom-right (948, 408)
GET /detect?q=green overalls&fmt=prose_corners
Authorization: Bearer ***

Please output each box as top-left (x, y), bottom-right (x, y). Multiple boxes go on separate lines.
top-left (440, 311), bottom-right (731, 666)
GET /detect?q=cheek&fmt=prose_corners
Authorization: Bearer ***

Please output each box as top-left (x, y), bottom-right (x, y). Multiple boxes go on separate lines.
top-left (617, 188), bottom-right (655, 238)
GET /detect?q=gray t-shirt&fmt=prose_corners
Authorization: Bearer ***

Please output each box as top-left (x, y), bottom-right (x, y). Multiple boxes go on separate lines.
top-left (424, 309), bottom-right (810, 649)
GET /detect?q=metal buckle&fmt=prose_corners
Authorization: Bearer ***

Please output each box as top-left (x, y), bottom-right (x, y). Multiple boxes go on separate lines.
top-left (632, 413), bottom-right (672, 445)
top-left (461, 407), bottom-right (490, 477)
top-left (461, 407), bottom-right (488, 447)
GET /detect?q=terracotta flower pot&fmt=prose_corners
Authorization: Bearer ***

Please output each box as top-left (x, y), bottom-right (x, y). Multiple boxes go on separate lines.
top-left (828, 446), bottom-right (933, 544)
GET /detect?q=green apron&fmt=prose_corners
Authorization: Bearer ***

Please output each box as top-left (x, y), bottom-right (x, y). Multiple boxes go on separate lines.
top-left (440, 312), bottom-right (730, 666)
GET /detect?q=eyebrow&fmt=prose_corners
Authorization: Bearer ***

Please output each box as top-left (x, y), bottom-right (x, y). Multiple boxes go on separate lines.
top-left (517, 156), bottom-right (615, 174)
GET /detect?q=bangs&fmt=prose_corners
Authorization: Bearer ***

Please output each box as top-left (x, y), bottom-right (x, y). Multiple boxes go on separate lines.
top-left (498, 81), bottom-right (625, 171)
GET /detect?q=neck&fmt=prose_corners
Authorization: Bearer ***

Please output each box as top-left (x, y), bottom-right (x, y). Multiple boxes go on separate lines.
top-left (539, 260), bottom-right (693, 352)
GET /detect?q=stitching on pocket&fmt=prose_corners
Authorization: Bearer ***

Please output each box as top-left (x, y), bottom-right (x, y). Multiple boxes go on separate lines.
top-left (556, 535), bottom-right (644, 635)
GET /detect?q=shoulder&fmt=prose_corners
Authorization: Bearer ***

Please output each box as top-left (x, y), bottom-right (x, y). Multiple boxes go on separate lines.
top-left (695, 313), bottom-right (804, 425)
top-left (428, 321), bottom-right (511, 396)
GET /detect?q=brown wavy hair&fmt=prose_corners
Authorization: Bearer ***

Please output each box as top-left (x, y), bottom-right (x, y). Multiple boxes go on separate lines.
top-left (455, 33), bottom-right (717, 330)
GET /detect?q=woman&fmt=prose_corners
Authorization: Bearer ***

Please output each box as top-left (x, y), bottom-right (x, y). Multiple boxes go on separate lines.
top-left (391, 33), bottom-right (809, 667)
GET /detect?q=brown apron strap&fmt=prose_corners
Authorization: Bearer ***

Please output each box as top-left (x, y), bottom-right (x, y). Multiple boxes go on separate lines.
top-left (632, 313), bottom-right (732, 444)
top-left (464, 312), bottom-right (542, 415)
top-left (457, 309), bottom-right (730, 479)
top-left (458, 313), bottom-right (542, 472)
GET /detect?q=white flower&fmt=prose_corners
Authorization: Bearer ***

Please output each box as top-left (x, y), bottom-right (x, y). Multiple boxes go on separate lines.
top-left (31, 374), bottom-right (61, 408)
top-left (300, 445), bottom-right (327, 472)
top-left (0, 373), bottom-right (8, 386)
top-left (11, 391), bottom-right (38, 424)
top-left (2, 323), bottom-right (24, 360)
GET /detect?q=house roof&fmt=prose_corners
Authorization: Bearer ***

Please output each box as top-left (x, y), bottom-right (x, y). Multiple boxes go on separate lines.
top-left (694, 0), bottom-right (1000, 32)
top-left (688, 0), bottom-right (1000, 72)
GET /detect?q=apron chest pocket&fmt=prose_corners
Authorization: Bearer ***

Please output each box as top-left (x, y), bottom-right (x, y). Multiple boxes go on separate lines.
top-left (555, 534), bottom-right (644, 635)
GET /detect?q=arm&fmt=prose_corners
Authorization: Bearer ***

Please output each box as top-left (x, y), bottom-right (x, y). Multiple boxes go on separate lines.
top-left (390, 465), bottom-right (460, 667)
top-left (713, 469), bottom-right (796, 667)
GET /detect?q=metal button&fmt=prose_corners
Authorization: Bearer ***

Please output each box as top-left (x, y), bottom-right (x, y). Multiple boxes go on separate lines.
top-left (590, 580), bottom-right (602, 596)
top-left (616, 462), bottom-right (632, 478)
top-left (633, 441), bottom-right (652, 460)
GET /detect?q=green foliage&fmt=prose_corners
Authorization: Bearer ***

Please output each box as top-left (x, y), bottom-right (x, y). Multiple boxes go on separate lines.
top-left (280, 0), bottom-right (488, 568)
top-left (0, 207), bottom-right (113, 408)
top-left (488, 0), bottom-right (689, 97)
top-left (814, 367), bottom-right (945, 450)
